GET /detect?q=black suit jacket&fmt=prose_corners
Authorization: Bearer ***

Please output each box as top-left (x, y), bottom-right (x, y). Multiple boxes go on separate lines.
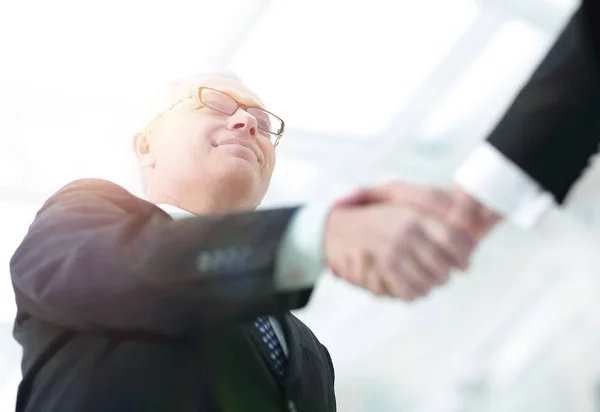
top-left (485, 0), bottom-right (600, 204)
top-left (10, 179), bottom-right (336, 412)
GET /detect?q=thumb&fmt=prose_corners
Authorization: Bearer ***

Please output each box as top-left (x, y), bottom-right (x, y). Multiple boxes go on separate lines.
top-left (334, 188), bottom-right (374, 207)
top-left (337, 182), bottom-right (453, 218)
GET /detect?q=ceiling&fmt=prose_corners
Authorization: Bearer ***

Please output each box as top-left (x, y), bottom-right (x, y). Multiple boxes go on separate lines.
top-left (3, 0), bottom-right (599, 411)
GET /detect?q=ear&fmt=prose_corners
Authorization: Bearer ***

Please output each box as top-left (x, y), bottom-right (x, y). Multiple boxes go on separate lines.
top-left (133, 132), bottom-right (156, 167)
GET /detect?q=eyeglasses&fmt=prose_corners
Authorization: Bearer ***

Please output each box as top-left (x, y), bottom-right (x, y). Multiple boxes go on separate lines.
top-left (147, 87), bottom-right (286, 147)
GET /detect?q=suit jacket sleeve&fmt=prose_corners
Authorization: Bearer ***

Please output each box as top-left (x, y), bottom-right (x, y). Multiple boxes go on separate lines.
top-left (484, 2), bottom-right (600, 204)
top-left (455, 2), bottom-right (600, 227)
top-left (10, 178), bottom-right (318, 334)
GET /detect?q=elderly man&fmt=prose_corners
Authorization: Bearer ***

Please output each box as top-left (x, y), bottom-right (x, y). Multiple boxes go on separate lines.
top-left (10, 71), bottom-right (475, 412)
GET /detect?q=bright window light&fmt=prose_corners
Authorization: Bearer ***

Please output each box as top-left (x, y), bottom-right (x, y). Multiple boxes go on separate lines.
top-left (419, 19), bottom-right (547, 140)
top-left (0, 146), bottom-right (26, 189)
top-left (228, 0), bottom-right (480, 138)
top-left (262, 157), bottom-right (320, 206)
top-left (0, 202), bottom-right (39, 322)
top-left (0, 0), bottom-right (270, 198)
top-left (0, 0), bottom-right (268, 99)
top-left (544, 0), bottom-right (579, 12)
top-left (488, 272), bottom-right (585, 387)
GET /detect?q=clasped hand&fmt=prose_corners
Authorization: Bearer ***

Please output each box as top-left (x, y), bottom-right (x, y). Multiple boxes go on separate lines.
top-left (323, 181), bottom-right (501, 300)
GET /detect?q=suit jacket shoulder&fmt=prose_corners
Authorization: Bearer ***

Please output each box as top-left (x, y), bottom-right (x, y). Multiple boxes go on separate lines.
top-left (42, 178), bottom-right (161, 216)
top-left (11, 177), bottom-right (308, 334)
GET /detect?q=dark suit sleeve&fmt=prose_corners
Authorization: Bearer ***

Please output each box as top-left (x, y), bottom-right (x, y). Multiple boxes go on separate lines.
top-left (10, 179), bottom-right (313, 334)
top-left (486, 1), bottom-right (600, 204)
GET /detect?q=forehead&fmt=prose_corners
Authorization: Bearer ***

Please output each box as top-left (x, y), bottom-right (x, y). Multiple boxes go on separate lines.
top-left (197, 76), bottom-right (265, 109)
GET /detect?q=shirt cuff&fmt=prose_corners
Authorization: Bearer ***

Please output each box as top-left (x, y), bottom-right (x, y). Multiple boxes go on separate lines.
top-left (453, 143), bottom-right (555, 229)
top-left (274, 201), bottom-right (335, 291)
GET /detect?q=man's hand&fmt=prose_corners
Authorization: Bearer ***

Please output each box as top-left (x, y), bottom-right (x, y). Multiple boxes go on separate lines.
top-left (336, 181), bottom-right (503, 240)
top-left (323, 203), bottom-right (477, 300)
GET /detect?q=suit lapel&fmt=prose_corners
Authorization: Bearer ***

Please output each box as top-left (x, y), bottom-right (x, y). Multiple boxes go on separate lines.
top-left (279, 313), bottom-right (305, 388)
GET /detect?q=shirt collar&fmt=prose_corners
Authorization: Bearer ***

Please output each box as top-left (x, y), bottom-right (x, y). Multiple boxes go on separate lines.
top-left (156, 204), bottom-right (195, 220)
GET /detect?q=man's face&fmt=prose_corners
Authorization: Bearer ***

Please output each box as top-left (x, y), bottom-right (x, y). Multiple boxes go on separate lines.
top-left (138, 76), bottom-right (277, 210)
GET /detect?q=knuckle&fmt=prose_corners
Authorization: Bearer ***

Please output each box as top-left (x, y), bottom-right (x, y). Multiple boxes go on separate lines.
top-left (404, 292), bottom-right (416, 301)
top-left (428, 187), bottom-right (449, 203)
top-left (372, 284), bottom-right (385, 296)
top-left (433, 225), bottom-right (453, 242)
top-left (433, 268), bottom-right (450, 284)
top-left (418, 282), bottom-right (433, 296)
top-left (453, 210), bottom-right (477, 230)
top-left (396, 287), bottom-right (411, 300)
top-left (381, 261), bottom-right (397, 280)
top-left (436, 271), bottom-right (450, 285)
top-left (436, 262), bottom-right (452, 277)
top-left (414, 282), bottom-right (429, 296)
top-left (436, 228), bottom-right (466, 253)
top-left (419, 269), bottom-right (439, 289)
top-left (422, 264), bottom-right (440, 281)
top-left (413, 285), bottom-right (426, 297)
top-left (397, 219), bottom-right (421, 238)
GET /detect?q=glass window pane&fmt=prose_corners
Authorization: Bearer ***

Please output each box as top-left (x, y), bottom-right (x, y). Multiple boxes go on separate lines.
top-left (229, 0), bottom-right (480, 138)
top-left (418, 20), bottom-right (549, 141)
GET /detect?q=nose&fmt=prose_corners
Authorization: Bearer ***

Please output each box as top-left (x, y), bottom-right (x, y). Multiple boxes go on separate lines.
top-left (227, 108), bottom-right (258, 137)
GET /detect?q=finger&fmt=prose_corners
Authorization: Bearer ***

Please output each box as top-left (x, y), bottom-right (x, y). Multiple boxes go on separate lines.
top-left (365, 265), bottom-right (388, 296)
top-left (394, 224), bottom-right (450, 289)
top-left (422, 217), bottom-right (475, 271)
top-left (334, 188), bottom-right (373, 208)
top-left (379, 254), bottom-right (415, 300)
top-left (328, 258), bottom-right (344, 280)
top-left (446, 190), bottom-right (484, 238)
top-left (354, 250), bottom-right (378, 292)
top-left (448, 186), bottom-right (502, 238)
top-left (381, 259), bottom-right (418, 302)
top-left (333, 250), bottom-right (391, 297)
top-left (386, 183), bottom-right (485, 241)
top-left (357, 182), bottom-right (455, 219)
top-left (374, 230), bottom-right (427, 301)
top-left (330, 254), bottom-right (361, 285)
top-left (381, 221), bottom-right (438, 299)
top-left (394, 257), bottom-right (433, 299)
top-left (395, 185), bottom-right (455, 219)
top-left (361, 252), bottom-right (390, 296)
top-left (409, 232), bottom-right (454, 285)
top-left (337, 182), bottom-right (489, 242)
top-left (393, 234), bottom-right (437, 298)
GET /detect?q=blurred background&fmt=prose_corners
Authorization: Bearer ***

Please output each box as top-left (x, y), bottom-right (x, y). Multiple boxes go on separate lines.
top-left (3, 0), bottom-right (600, 410)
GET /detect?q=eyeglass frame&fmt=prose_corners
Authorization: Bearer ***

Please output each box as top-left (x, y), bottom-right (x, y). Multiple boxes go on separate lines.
top-left (144, 86), bottom-right (286, 147)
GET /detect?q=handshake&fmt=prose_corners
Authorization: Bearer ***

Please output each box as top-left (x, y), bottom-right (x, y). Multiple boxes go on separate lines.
top-left (323, 181), bottom-right (502, 300)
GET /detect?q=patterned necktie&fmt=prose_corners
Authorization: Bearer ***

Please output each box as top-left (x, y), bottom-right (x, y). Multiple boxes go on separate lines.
top-left (254, 316), bottom-right (287, 377)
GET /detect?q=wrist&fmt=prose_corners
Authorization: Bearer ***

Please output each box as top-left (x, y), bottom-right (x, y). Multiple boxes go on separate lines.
top-left (451, 185), bottom-right (502, 238)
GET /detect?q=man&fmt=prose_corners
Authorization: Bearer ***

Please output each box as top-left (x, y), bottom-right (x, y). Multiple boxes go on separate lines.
top-left (10, 71), bottom-right (476, 412)
top-left (361, 0), bottom-right (600, 243)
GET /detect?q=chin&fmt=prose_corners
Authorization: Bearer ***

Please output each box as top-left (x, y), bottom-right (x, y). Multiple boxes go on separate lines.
top-left (216, 156), bottom-right (260, 177)
top-left (209, 160), bottom-right (262, 200)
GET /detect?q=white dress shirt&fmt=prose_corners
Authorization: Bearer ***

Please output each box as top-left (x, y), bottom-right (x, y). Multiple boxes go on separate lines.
top-left (454, 142), bottom-right (556, 229)
top-left (157, 202), bottom-right (333, 356)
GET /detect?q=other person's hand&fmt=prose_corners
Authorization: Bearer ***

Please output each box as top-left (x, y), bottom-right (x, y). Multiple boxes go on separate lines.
top-left (323, 201), bottom-right (476, 300)
top-left (336, 181), bottom-right (502, 240)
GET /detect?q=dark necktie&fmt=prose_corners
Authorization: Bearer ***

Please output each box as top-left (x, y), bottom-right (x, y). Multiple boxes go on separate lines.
top-left (254, 316), bottom-right (287, 377)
